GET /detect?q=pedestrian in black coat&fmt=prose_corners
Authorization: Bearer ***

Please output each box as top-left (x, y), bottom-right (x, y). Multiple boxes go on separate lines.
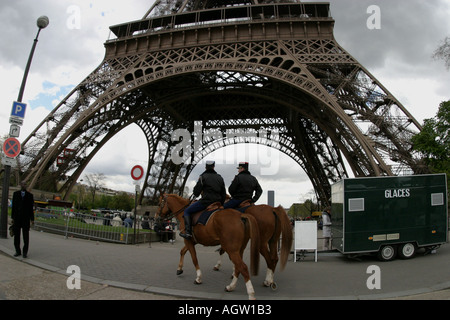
top-left (11, 182), bottom-right (35, 258)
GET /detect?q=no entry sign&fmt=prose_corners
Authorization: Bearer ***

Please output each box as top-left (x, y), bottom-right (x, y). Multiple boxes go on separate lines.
top-left (3, 138), bottom-right (21, 158)
top-left (131, 165), bottom-right (144, 181)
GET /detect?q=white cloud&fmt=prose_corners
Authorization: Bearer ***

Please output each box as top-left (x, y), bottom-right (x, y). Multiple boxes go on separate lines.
top-left (82, 124), bottom-right (149, 186)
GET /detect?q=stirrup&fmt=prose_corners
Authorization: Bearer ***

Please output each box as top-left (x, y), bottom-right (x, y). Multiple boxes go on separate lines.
top-left (180, 232), bottom-right (192, 239)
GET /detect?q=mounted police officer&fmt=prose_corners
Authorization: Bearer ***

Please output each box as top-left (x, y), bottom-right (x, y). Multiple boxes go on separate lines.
top-left (224, 162), bottom-right (262, 209)
top-left (180, 160), bottom-right (226, 239)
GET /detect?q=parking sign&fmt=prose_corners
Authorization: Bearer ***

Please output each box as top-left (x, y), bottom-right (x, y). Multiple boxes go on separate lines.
top-left (11, 101), bottom-right (27, 119)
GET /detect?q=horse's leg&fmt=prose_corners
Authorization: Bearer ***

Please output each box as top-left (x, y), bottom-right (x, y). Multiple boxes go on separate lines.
top-left (224, 245), bottom-right (244, 291)
top-left (259, 243), bottom-right (274, 287)
top-left (225, 251), bottom-right (255, 300)
top-left (260, 212), bottom-right (282, 288)
top-left (262, 235), bottom-right (280, 288)
top-left (213, 248), bottom-right (225, 271)
top-left (215, 248), bottom-right (236, 280)
top-left (225, 264), bottom-right (240, 291)
top-left (177, 245), bottom-right (188, 275)
top-left (260, 237), bottom-right (279, 287)
top-left (185, 240), bottom-right (202, 284)
top-left (225, 254), bottom-right (242, 292)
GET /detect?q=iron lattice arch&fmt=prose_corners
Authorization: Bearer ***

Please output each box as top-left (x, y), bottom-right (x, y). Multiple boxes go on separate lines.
top-left (18, 1), bottom-right (428, 206)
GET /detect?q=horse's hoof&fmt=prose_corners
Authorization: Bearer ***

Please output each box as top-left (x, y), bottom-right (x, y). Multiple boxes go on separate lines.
top-left (176, 270), bottom-right (183, 275)
top-left (225, 286), bottom-right (232, 292)
top-left (270, 282), bottom-right (278, 291)
top-left (194, 280), bottom-right (202, 285)
top-left (213, 267), bottom-right (219, 271)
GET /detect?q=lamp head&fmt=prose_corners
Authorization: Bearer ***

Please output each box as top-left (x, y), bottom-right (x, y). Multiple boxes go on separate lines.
top-left (37, 16), bottom-right (49, 29)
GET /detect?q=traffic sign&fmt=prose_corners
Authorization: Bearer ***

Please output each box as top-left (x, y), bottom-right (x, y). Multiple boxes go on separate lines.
top-left (2, 138), bottom-right (21, 158)
top-left (9, 125), bottom-right (21, 138)
top-left (9, 117), bottom-right (24, 126)
top-left (1, 156), bottom-right (16, 168)
top-left (131, 165), bottom-right (144, 181)
top-left (11, 101), bottom-right (27, 119)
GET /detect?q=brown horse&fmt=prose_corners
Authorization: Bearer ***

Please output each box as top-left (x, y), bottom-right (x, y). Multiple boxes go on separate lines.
top-left (156, 194), bottom-right (261, 300)
top-left (213, 204), bottom-right (293, 289)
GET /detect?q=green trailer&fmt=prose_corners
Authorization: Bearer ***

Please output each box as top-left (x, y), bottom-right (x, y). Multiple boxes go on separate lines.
top-left (331, 174), bottom-right (448, 261)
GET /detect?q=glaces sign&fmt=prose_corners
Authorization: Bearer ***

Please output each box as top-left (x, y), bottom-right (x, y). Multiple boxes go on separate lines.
top-left (385, 189), bottom-right (410, 199)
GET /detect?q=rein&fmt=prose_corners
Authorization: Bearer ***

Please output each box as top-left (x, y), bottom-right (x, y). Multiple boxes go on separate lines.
top-left (157, 194), bottom-right (191, 221)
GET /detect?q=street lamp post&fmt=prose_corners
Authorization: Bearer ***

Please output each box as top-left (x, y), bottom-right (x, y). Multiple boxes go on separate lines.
top-left (0, 16), bottom-right (49, 239)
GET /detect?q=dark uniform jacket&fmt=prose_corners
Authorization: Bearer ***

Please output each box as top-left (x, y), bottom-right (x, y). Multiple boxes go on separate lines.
top-left (228, 171), bottom-right (263, 203)
top-left (193, 169), bottom-right (226, 206)
top-left (12, 190), bottom-right (35, 228)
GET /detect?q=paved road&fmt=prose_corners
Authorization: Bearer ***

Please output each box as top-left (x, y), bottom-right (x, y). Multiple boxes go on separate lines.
top-left (0, 229), bottom-right (449, 300)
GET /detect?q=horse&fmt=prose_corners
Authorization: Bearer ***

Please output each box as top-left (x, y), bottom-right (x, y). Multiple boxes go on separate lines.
top-left (213, 203), bottom-right (293, 290)
top-left (156, 194), bottom-right (261, 300)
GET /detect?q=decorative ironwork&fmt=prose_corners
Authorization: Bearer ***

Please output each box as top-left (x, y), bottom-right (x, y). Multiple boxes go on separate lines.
top-left (19, 1), bottom-right (427, 206)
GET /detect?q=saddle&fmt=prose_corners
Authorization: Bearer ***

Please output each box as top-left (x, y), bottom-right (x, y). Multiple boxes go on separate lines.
top-left (192, 202), bottom-right (223, 226)
top-left (238, 199), bottom-right (253, 208)
top-left (231, 199), bottom-right (254, 213)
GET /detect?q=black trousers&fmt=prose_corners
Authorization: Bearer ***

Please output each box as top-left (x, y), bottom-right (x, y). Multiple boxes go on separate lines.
top-left (13, 225), bottom-right (30, 255)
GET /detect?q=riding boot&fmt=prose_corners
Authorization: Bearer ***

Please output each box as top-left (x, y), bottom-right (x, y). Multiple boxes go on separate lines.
top-left (180, 215), bottom-right (192, 239)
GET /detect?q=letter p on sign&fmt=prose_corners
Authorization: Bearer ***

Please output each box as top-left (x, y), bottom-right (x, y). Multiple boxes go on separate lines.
top-left (11, 101), bottom-right (27, 119)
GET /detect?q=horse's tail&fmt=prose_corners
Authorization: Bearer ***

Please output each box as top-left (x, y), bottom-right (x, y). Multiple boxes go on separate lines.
top-left (273, 205), bottom-right (293, 271)
top-left (241, 213), bottom-right (260, 276)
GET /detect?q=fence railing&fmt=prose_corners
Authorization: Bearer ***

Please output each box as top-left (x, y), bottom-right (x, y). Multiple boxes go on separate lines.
top-left (33, 210), bottom-right (157, 244)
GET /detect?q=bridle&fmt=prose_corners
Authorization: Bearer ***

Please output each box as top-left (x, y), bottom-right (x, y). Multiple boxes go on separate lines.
top-left (156, 194), bottom-right (191, 221)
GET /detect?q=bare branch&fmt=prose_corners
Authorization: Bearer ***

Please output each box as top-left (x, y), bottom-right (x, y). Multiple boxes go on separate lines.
top-left (433, 36), bottom-right (450, 70)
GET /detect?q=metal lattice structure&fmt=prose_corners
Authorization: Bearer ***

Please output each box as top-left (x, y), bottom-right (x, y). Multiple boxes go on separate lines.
top-left (18, 0), bottom-right (428, 206)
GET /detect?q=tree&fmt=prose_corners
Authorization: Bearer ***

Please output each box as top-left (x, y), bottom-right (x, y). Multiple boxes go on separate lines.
top-left (288, 199), bottom-right (319, 219)
top-left (84, 173), bottom-right (105, 204)
top-left (411, 100), bottom-right (450, 175)
top-left (110, 192), bottom-right (134, 211)
top-left (433, 36), bottom-right (450, 70)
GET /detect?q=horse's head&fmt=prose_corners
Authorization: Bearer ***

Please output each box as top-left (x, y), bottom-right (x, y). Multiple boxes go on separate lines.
top-left (156, 194), bottom-right (170, 221)
top-left (156, 194), bottom-right (191, 221)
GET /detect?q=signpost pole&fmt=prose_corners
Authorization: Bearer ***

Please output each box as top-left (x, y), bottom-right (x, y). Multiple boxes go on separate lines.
top-left (133, 185), bottom-right (140, 244)
top-left (0, 16), bottom-right (49, 238)
top-left (0, 166), bottom-right (11, 238)
top-left (130, 165), bottom-right (144, 244)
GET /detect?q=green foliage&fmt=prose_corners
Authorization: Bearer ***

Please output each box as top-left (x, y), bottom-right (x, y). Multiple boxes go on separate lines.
top-left (69, 190), bottom-right (134, 211)
top-left (412, 100), bottom-right (450, 175)
top-left (288, 199), bottom-right (319, 219)
top-left (108, 192), bottom-right (135, 211)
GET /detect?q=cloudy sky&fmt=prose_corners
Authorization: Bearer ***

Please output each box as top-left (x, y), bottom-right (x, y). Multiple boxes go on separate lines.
top-left (1, 0), bottom-right (449, 207)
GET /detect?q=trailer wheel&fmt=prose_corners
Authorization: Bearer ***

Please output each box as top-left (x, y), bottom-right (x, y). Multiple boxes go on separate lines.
top-left (398, 243), bottom-right (416, 259)
top-left (378, 245), bottom-right (397, 261)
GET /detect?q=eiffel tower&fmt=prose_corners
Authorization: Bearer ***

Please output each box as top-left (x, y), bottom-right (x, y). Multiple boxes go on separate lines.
top-left (19, 0), bottom-right (428, 206)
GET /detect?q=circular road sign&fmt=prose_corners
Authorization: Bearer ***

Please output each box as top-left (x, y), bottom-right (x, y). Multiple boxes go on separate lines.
top-left (131, 165), bottom-right (144, 181)
top-left (3, 137), bottom-right (21, 158)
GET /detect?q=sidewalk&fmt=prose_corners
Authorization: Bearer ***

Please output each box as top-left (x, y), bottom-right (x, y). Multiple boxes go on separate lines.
top-left (0, 251), bottom-right (183, 300)
top-left (1, 229), bottom-right (449, 300)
